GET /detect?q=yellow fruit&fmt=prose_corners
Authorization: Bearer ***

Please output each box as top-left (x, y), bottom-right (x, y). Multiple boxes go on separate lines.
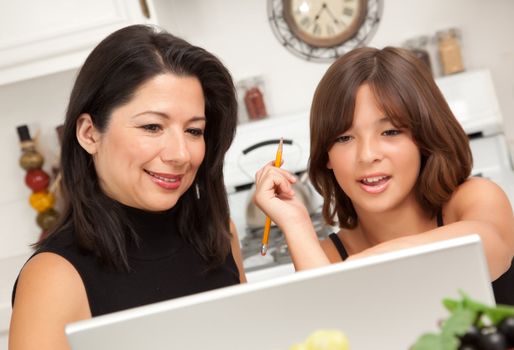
top-left (289, 343), bottom-right (308, 350)
top-left (304, 330), bottom-right (349, 350)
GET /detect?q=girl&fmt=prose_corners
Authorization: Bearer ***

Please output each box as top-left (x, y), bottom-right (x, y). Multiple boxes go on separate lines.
top-left (254, 47), bottom-right (514, 304)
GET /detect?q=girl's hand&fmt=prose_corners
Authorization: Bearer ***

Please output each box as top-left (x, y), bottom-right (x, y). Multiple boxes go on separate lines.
top-left (253, 161), bottom-right (311, 229)
top-left (253, 161), bottom-right (331, 270)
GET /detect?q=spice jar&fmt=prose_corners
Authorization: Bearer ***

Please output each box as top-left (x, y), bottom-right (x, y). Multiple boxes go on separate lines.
top-left (436, 28), bottom-right (464, 75)
top-left (240, 77), bottom-right (268, 121)
top-left (403, 35), bottom-right (432, 74)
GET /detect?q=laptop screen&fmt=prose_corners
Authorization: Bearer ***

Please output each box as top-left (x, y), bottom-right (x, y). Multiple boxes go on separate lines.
top-left (66, 234), bottom-right (494, 349)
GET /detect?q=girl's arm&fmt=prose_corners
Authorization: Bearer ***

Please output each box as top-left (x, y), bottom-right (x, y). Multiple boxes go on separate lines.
top-left (351, 177), bottom-right (514, 280)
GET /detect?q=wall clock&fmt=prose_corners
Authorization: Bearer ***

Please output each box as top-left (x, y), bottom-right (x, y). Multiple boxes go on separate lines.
top-left (268, 0), bottom-right (383, 62)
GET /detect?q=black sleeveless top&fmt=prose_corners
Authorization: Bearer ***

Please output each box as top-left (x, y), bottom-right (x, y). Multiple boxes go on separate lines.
top-left (12, 204), bottom-right (240, 316)
top-left (328, 211), bottom-right (514, 305)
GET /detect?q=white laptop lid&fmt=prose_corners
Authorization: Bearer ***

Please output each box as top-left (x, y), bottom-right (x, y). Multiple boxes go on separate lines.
top-left (65, 234), bottom-right (494, 350)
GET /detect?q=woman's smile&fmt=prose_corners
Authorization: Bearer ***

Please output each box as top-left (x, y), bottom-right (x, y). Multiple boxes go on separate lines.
top-left (144, 169), bottom-right (183, 190)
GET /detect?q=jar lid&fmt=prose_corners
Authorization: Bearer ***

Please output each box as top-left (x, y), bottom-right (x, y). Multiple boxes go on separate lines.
top-left (403, 35), bottom-right (429, 49)
top-left (436, 28), bottom-right (461, 40)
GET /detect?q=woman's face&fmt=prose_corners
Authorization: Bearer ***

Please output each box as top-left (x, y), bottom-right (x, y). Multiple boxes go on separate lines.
top-left (88, 73), bottom-right (206, 211)
top-left (327, 84), bottom-right (421, 215)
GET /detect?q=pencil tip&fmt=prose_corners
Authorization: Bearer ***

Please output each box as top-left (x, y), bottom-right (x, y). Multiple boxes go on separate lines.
top-left (260, 244), bottom-right (268, 256)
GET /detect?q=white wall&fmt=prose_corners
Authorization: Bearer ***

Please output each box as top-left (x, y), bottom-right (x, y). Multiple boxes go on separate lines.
top-left (1, 0), bottom-right (513, 259)
top-left (153, 0), bottom-right (514, 137)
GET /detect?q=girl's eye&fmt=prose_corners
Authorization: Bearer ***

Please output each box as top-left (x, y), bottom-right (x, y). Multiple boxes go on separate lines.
top-left (382, 129), bottom-right (401, 136)
top-left (141, 124), bottom-right (162, 132)
top-left (335, 135), bottom-right (352, 143)
top-left (187, 128), bottom-right (204, 137)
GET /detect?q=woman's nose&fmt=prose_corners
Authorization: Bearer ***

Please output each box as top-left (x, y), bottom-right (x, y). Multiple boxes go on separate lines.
top-left (357, 137), bottom-right (383, 163)
top-left (161, 131), bottom-right (191, 164)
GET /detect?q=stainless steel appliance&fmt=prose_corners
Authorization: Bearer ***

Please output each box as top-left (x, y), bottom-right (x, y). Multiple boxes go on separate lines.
top-left (224, 69), bottom-right (514, 274)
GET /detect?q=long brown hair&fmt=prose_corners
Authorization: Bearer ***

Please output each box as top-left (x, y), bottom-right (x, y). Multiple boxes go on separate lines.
top-left (38, 25), bottom-right (238, 270)
top-left (309, 47), bottom-right (472, 228)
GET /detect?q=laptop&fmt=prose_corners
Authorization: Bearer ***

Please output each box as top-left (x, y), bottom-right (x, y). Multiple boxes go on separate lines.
top-left (65, 234), bottom-right (494, 350)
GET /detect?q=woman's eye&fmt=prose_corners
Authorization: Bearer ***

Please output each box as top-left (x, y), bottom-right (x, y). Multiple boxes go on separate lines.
top-left (187, 128), bottom-right (204, 137)
top-left (335, 135), bottom-right (352, 143)
top-left (141, 124), bottom-right (162, 132)
top-left (382, 129), bottom-right (401, 136)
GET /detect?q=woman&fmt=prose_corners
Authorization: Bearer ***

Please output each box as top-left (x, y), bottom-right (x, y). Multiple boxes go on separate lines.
top-left (10, 25), bottom-right (245, 349)
top-left (254, 47), bottom-right (514, 303)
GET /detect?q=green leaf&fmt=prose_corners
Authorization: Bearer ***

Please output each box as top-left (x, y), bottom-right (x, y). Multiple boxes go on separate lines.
top-left (441, 333), bottom-right (460, 350)
top-left (461, 292), bottom-right (492, 314)
top-left (483, 304), bottom-right (514, 325)
top-left (442, 298), bottom-right (461, 313)
top-left (411, 333), bottom-right (445, 350)
top-left (441, 308), bottom-right (475, 337)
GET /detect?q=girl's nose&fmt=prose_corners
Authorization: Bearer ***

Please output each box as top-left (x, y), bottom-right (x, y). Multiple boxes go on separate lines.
top-left (357, 137), bottom-right (383, 163)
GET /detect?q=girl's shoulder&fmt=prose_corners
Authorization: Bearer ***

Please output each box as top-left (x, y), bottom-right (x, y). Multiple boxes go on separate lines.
top-left (444, 176), bottom-right (513, 219)
top-left (450, 176), bottom-right (508, 201)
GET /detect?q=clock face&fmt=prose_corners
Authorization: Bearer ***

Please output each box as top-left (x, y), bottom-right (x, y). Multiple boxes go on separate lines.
top-left (284, 0), bottom-right (366, 48)
top-left (268, 0), bottom-right (383, 62)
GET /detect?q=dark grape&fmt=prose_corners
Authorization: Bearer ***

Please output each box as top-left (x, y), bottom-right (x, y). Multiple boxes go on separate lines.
top-left (460, 325), bottom-right (482, 347)
top-left (459, 345), bottom-right (480, 350)
top-left (478, 328), bottom-right (507, 350)
top-left (498, 316), bottom-right (514, 346)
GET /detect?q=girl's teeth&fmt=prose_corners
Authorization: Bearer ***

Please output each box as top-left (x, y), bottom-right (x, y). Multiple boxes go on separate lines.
top-left (362, 176), bottom-right (386, 184)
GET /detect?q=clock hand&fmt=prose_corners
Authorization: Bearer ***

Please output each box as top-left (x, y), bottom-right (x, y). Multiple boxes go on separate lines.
top-left (313, 2), bottom-right (326, 22)
top-left (323, 4), bottom-right (341, 25)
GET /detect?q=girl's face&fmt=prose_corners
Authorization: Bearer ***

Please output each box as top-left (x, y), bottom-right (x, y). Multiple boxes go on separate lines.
top-left (83, 73), bottom-right (206, 211)
top-left (327, 84), bottom-right (421, 215)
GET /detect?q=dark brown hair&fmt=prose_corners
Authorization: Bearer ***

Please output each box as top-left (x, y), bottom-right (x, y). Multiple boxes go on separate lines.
top-left (38, 25), bottom-right (238, 270)
top-left (309, 47), bottom-right (472, 228)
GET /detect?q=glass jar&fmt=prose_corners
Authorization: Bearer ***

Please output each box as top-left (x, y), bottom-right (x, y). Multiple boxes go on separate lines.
top-left (403, 35), bottom-right (432, 74)
top-left (436, 28), bottom-right (464, 75)
top-left (239, 76), bottom-right (268, 121)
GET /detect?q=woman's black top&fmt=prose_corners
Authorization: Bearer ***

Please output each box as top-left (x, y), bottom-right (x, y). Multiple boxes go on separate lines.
top-left (12, 204), bottom-right (240, 316)
top-left (328, 210), bottom-right (514, 305)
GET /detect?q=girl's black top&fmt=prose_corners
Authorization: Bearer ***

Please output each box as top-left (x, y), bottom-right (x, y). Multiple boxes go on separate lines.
top-left (328, 210), bottom-right (514, 305)
top-left (12, 204), bottom-right (240, 316)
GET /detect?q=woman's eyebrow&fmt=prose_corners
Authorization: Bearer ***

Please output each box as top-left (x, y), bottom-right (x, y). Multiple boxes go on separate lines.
top-left (131, 111), bottom-right (206, 122)
top-left (131, 110), bottom-right (169, 119)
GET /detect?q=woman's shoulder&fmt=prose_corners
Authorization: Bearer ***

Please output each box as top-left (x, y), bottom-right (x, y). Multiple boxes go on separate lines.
top-left (10, 252), bottom-right (91, 348)
top-left (12, 225), bottom-right (91, 309)
top-left (20, 251), bottom-right (83, 287)
top-left (14, 252), bottom-right (90, 318)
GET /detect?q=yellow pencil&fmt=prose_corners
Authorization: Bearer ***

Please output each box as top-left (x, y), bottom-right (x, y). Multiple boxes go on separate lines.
top-left (261, 138), bottom-right (283, 256)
